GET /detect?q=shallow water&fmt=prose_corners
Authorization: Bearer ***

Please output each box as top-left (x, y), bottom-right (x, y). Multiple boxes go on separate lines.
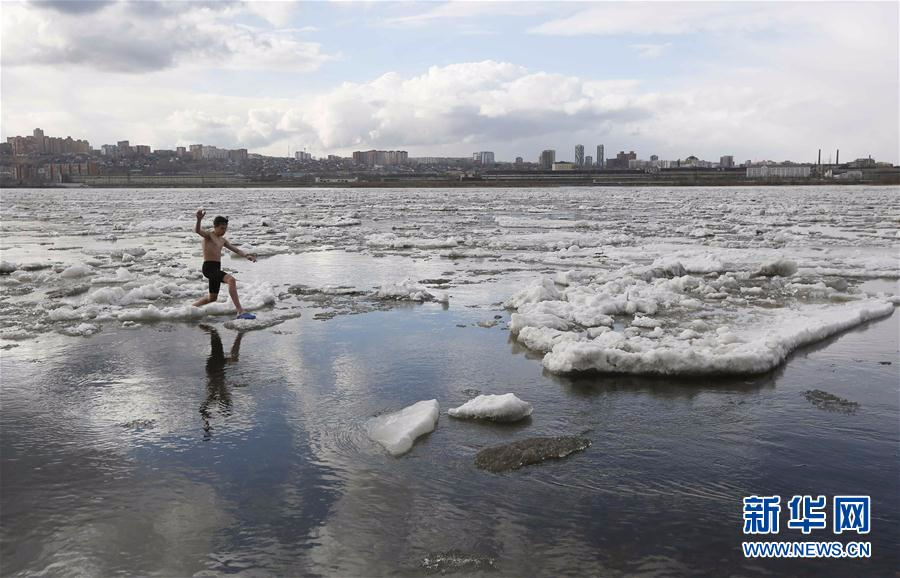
top-left (1, 187), bottom-right (898, 576)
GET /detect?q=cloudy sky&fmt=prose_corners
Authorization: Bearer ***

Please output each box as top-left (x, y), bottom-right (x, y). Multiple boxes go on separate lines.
top-left (2, 1), bottom-right (897, 163)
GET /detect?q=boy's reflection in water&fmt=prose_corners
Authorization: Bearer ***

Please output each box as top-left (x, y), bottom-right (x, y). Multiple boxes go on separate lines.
top-left (199, 324), bottom-right (244, 440)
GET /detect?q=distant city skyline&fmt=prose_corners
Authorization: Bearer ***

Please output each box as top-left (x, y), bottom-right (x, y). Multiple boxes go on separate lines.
top-left (6, 126), bottom-right (884, 170)
top-left (2, 1), bottom-right (897, 163)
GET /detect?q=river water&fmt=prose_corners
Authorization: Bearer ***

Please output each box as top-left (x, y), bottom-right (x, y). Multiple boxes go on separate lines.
top-left (1, 186), bottom-right (898, 577)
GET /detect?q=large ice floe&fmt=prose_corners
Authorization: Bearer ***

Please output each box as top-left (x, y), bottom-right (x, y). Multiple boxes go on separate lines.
top-left (448, 394), bottom-right (533, 422)
top-left (507, 258), bottom-right (896, 376)
top-left (367, 400), bottom-right (440, 456)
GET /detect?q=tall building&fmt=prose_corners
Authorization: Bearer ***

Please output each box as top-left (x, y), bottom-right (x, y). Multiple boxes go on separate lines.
top-left (539, 149), bottom-right (556, 169)
top-left (33, 129), bottom-right (46, 154)
top-left (585, 155), bottom-right (593, 167)
top-left (575, 144), bottom-right (584, 167)
top-left (473, 151), bottom-right (495, 165)
top-left (720, 155), bottom-right (734, 168)
top-left (596, 145), bottom-right (605, 169)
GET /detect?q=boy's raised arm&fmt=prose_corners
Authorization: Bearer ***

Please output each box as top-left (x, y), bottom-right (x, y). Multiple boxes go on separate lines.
top-left (195, 209), bottom-right (211, 238)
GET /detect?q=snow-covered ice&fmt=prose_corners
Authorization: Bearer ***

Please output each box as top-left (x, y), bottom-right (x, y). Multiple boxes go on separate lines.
top-left (448, 393), bottom-right (533, 422)
top-left (375, 279), bottom-right (449, 303)
top-left (1, 186), bottom-right (896, 358)
top-left (367, 400), bottom-right (440, 456)
top-left (507, 260), bottom-right (896, 375)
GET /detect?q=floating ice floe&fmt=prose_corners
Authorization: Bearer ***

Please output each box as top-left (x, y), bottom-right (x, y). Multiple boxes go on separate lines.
top-left (295, 215), bottom-right (361, 227)
top-left (60, 263), bottom-right (93, 278)
top-left (134, 219), bottom-right (190, 231)
top-left (448, 393), bottom-right (533, 422)
top-left (117, 305), bottom-right (208, 322)
top-left (61, 323), bottom-right (99, 337)
top-left (367, 400), bottom-right (440, 456)
top-left (230, 243), bottom-right (290, 257)
top-left (91, 268), bottom-right (136, 284)
top-left (375, 279), bottom-right (449, 303)
top-left (365, 233), bottom-right (460, 250)
top-left (439, 248), bottom-right (502, 259)
top-left (495, 217), bottom-right (594, 229)
top-left (507, 261), bottom-right (897, 376)
top-left (754, 258), bottom-right (798, 277)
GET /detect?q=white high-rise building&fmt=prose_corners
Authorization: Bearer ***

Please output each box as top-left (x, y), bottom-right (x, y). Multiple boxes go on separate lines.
top-left (575, 144), bottom-right (584, 167)
top-left (473, 151), bottom-right (495, 165)
top-left (596, 145), bottom-right (605, 169)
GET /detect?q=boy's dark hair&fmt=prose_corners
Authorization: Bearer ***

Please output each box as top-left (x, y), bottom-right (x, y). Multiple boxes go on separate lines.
top-left (213, 216), bottom-right (229, 226)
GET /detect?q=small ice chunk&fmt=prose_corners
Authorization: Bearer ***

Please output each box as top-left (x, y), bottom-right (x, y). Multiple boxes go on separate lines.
top-left (689, 227), bottom-right (713, 238)
top-left (61, 263), bottom-right (93, 278)
top-left (504, 278), bottom-right (562, 309)
top-left (631, 315), bottom-right (661, 328)
top-left (61, 322), bottom-right (99, 337)
top-left (367, 400), bottom-right (439, 456)
top-left (755, 258), bottom-right (798, 278)
top-left (375, 278), bottom-right (447, 303)
top-left (448, 394), bottom-right (533, 422)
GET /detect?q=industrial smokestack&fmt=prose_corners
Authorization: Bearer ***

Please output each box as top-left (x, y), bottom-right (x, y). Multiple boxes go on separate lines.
top-left (818, 149), bottom-right (821, 166)
top-left (836, 150), bottom-right (839, 165)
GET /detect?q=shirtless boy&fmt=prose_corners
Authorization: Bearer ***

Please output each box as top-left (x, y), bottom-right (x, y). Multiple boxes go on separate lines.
top-left (192, 209), bottom-right (258, 319)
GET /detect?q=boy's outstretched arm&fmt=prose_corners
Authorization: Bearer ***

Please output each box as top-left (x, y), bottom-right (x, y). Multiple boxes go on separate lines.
top-left (224, 240), bottom-right (257, 262)
top-left (195, 209), bottom-right (211, 238)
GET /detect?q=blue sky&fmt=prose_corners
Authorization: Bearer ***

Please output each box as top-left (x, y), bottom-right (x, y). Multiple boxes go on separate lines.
top-left (2, 1), bottom-right (897, 163)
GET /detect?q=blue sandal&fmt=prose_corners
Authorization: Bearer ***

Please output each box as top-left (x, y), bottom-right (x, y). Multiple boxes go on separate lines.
top-left (236, 312), bottom-right (256, 320)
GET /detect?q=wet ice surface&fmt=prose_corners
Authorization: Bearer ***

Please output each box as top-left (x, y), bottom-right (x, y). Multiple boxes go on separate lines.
top-left (1, 186), bottom-right (898, 576)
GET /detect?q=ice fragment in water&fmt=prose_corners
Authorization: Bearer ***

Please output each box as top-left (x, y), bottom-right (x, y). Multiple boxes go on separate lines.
top-left (755, 258), bottom-right (798, 277)
top-left (367, 400), bottom-right (439, 456)
top-left (448, 393), bottom-right (533, 422)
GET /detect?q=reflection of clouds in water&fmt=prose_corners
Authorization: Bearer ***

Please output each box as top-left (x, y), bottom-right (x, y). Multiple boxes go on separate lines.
top-left (37, 477), bottom-right (234, 576)
top-left (14, 325), bottom-right (263, 449)
top-left (331, 352), bottom-right (369, 397)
